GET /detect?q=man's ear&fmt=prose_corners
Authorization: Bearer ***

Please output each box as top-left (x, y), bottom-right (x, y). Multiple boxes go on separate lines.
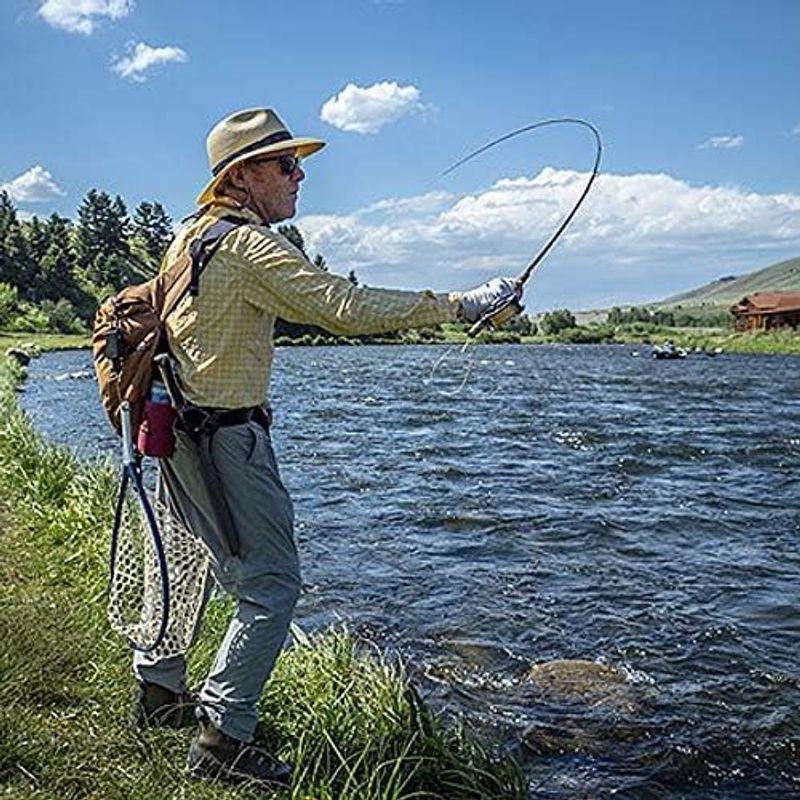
top-left (228, 163), bottom-right (249, 191)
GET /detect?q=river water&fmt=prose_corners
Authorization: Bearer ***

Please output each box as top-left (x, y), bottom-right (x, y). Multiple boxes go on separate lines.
top-left (19, 344), bottom-right (800, 799)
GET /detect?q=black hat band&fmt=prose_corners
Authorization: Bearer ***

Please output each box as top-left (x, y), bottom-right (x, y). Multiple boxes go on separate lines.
top-left (211, 130), bottom-right (293, 176)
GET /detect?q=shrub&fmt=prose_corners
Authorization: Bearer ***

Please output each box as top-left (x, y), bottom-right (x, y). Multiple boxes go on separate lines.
top-left (6, 302), bottom-right (50, 333)
top-left (506, 314), bottom-right (535, 336)
top-left (556, 325), bottom-right (614, 344)
top-left (40, 299), bottom-right (86, 334)
top-left (539, 308), bottom-right (576, 335)
top-left (0, 283), bottom-right (20, 328)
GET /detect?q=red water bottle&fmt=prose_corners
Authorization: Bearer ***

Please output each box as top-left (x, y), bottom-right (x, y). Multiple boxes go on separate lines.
top-left (137, 379), bottom-right (177, 458)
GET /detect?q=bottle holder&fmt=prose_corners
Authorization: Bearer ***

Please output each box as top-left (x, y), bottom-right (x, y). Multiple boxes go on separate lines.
top-left (137, 400), bottom-right (177, 458)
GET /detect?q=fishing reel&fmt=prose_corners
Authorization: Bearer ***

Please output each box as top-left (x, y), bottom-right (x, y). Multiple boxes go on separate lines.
top-left (467, 292), bottom-right (525, 337)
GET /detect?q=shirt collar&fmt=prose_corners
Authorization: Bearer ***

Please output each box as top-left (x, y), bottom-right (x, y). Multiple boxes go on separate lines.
top-left (208, 198), bottom-right (264, 226)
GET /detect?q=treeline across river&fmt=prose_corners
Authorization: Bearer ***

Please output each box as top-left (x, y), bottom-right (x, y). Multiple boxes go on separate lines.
top-left (539, 304), bottom-right (734, 344)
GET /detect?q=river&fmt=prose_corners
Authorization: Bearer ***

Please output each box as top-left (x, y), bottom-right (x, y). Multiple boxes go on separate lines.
top-left (19, 344), bottom-right (800, 799)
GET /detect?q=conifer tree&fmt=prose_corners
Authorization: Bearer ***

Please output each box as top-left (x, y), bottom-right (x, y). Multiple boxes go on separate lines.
top-left (2, 220), bottom-right (32, 296)
top-left (24, 216), bottom-right (48, 264)
top-left (39, 214), bottom-right (76, 302)
top-left (21, 216), bottom-right (48, 300)
top-left (132, 201), bottom-right (173, 266)
top-left (75, 190), bottom-right (132, 288)
top-left (0, 191), bottom-right (19, 287)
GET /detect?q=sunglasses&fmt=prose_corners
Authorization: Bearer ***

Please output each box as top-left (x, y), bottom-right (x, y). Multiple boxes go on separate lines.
top-left (252, 154), bottom-right (302, 176)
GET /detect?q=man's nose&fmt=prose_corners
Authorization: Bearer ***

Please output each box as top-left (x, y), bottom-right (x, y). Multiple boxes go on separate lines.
top-left (293, 164), bottom-right (305, 183)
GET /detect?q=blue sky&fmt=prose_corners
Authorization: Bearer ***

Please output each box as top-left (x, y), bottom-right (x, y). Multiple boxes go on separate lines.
top-left (2, 0), bottom-right (799, 310)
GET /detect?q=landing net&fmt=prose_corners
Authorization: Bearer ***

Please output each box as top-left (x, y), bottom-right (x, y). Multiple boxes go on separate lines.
top-left (108, 477), bottom-right (210, 658)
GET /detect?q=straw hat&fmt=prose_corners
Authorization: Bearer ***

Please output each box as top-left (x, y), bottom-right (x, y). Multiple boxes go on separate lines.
top-left (196, 108), bottom-right (325, 206)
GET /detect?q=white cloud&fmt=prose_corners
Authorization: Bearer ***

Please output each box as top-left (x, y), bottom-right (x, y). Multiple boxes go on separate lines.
top-left (38, 0), bottom-right (133, 35)
top-left (112, 41), bottom-right (188, 82)
top-left (697, 135), bottom-right (744, 150)
top-left (297, 168), bottom-right (800, 308)
top-left (1, 166), bottom-right (65, 203)
top-left (320, 81), bottom-right (425, 134)
top-left (792, 124), bottom-right (800, 136)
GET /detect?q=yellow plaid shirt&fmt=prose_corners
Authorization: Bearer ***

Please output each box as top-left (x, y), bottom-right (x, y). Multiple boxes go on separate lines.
top-left (163, 201), bottom-right (461, 408)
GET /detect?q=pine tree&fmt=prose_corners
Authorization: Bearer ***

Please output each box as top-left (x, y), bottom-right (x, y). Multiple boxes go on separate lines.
top-left (2, 221), bottom-right (32, 296)
top-left (75, 190), bottom-right (132, 288)
top-left (24, 216), bottom-right (48, 264)
top-left (347, 269), bottom-right (358, 286)
top-left (21, 216), bottom-right (48, 300)
top-left (0, 191), bottom-right (19, 287)
top-left (132, 200), bottom-right (173, 266)
top-left (39, 214), bottom-right (76, 302)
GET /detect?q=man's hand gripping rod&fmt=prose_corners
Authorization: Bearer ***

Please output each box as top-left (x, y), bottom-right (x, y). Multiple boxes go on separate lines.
top-left (467, 283), bottom-right (526, 337)
top-left (450, 118), bottom-right (603, 339)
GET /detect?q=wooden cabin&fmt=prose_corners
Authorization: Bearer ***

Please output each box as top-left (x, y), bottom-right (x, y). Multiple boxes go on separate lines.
top-left (730, 292), bottom-right (800, 331)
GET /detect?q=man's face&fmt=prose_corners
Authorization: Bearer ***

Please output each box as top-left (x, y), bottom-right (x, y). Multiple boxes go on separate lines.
top-left (236, 149), bottom-right (305, 223)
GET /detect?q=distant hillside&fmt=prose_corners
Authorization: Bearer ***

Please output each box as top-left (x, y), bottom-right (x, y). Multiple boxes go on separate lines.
top-left (660, 256), bottom-right (800, 307)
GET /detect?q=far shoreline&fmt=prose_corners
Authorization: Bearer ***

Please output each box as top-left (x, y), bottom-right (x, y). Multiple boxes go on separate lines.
top-left (3, 326), bottom-right (800, 358)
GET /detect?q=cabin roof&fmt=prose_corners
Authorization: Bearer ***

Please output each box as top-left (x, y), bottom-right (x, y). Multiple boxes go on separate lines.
top-left (731, 291), bottom-right (800, 314)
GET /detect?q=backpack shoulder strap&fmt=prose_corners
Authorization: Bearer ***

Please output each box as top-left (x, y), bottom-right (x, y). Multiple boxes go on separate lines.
top-left (188, 215), bottom-right (248, 297)
top-left (162, 215), bottom-right (248, 321)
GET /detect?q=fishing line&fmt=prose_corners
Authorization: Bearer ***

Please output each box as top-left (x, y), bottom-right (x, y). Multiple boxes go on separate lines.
top-left (427, 343), bottom-right (475, 397)
top-left (429, 118), bottom-right (603, 393)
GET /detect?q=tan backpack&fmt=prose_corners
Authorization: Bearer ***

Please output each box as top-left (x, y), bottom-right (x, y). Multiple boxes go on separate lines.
top-left (92, 217), bottom-right (244, 436)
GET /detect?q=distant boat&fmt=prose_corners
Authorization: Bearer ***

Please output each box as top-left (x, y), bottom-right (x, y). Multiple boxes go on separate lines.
top-left (651, 342), bottom-right (687, 360)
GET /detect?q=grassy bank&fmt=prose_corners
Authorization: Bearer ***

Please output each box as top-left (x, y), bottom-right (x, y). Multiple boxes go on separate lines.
top-left (534, 325), bottom-right (800, 356)
top-left (0, 357), bottom-right (526, 799)
top-left (0, 331), bottom-right (90, 352)
top-left (657, 328), bottom-right (800, 356)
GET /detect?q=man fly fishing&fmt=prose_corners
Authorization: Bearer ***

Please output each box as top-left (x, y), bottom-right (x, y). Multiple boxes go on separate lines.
top-left (131, 106), bottom-right (522, 788)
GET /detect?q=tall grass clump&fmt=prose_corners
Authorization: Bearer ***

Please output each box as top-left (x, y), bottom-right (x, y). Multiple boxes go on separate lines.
top-left (0, 357), bottom-right (527, 799)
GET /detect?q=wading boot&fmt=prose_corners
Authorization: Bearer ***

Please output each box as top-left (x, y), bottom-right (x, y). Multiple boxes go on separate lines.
top-left (132, 681), bottom-right (198, 729)
top-left (187, 711), bottom-right (292, 790)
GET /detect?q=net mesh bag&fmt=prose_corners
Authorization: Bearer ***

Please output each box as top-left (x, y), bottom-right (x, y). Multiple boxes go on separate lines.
top-left (108, 477), bottom-right (210, 658)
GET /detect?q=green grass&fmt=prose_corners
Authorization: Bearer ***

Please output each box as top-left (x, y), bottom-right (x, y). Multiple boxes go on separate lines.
top-left (0, 357), bottom-right (527, 800)
top-left (0, 331), bottom-right (90, 352)
top-left (610, 326), bottom-right (800, 355)
top-left (528, 324), bottom-right (800, 356)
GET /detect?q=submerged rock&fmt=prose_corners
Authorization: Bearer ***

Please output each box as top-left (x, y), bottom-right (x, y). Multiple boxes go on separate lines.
top-left (521, 659), bottom-right (656, 756)
top-left (526, 659), bottom-right (630, 703)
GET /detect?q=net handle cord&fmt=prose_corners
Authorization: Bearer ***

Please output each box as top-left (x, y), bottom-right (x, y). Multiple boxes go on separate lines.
top-left (440, 117), bottom-right (603, 289)
top-left (109, 461), bottom-right (171, 653)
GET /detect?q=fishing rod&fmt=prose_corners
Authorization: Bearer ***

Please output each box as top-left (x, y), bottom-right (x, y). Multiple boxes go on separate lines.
top-left (439, 118), bottom-right (603, 337)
